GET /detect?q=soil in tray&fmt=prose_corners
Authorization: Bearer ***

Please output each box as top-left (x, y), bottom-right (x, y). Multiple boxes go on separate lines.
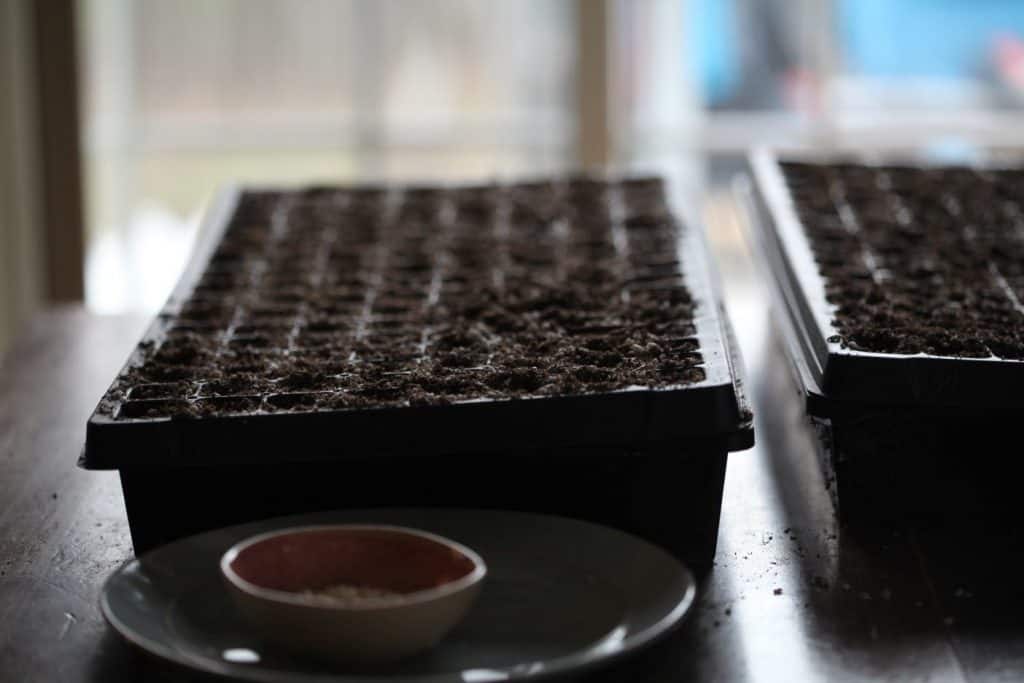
top-left (102, 177), bottom-right (707, 420)
top-left (780, 161), bottom-right (1024, 358)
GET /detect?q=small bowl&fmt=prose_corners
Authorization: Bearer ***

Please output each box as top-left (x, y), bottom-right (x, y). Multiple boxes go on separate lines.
top-left (220, 524), bottom-right (486, 663)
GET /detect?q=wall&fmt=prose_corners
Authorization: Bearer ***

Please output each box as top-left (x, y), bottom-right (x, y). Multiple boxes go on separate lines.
top-left (0, 0), bottom-right (46, 356)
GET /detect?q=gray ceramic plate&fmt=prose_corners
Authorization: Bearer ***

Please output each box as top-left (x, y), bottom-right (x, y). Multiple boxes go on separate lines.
top-left (102, 509), bottom-right (697, 682)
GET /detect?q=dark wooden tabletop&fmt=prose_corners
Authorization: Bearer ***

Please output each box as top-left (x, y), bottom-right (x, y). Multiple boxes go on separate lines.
top-left (2, 299), bottom-right (1023, 682)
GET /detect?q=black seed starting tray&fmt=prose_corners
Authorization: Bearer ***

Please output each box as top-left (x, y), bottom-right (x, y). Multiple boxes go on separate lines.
top-left (83, 175), bottom-right (752, 573)
top-left (749, 151), bottom-right (1024, 414)
top-left (744, 150), bottom-right (1024, 518)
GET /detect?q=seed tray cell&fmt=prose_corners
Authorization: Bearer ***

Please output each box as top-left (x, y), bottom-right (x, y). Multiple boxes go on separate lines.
top-left (747, 150), bottom-right (1024, 415)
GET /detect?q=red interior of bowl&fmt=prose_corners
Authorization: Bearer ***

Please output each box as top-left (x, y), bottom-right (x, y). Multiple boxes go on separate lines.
top-left (228, 527), bottom-right (477, 595)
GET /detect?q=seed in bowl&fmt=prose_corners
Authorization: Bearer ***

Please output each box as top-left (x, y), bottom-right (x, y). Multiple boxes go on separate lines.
top-left (302, 583), bottom-right (401, 604)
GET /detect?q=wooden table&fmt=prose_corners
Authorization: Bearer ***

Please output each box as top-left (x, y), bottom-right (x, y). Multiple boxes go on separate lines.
top-left (2, 304), bottom-right (1023, 682)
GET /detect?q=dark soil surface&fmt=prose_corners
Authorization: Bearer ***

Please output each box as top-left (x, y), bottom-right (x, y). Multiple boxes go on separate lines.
top-left (105, 176), bottom-right (706, 419)
top-left (781, 161), bottom-right (1024, 358)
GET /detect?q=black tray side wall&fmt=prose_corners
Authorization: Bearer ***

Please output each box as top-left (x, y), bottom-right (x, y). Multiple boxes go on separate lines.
top-left (121, 440), bottom-right (729, 577)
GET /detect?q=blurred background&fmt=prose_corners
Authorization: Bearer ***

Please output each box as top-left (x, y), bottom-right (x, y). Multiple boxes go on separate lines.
top-left (4, 0), bottom-right (1024, 354)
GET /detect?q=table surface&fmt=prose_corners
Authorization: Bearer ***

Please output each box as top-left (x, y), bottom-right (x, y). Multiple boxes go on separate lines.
top-left (2, 289), bottom-right (1023, 681)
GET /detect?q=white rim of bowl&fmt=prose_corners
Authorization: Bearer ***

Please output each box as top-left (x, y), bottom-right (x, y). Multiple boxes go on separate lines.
top-left (220, 524), bottom-right (487, 611)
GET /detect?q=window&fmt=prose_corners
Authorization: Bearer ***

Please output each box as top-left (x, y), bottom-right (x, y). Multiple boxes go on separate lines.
top-left (79, 0), bottom-right (576, 312)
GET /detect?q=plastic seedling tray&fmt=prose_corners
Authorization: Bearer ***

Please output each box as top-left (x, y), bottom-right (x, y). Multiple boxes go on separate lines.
top-left (743, 150), bottom-right (1024, 519)
top-left (82, 175), bottom-right (753, 573)
top-left (749, 150), bottom-right (1024, 414)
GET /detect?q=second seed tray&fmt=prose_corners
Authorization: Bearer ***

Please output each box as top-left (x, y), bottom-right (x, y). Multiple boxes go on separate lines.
top-left (748, 150), bottom-right (1024, 417)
